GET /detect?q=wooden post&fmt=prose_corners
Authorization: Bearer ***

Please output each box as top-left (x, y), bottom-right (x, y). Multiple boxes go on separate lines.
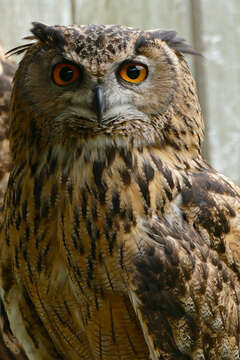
top-left (189, 0), bottom-right (210, 163)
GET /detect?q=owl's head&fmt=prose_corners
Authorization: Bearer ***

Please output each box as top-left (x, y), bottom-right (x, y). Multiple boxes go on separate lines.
top-left (9, 22), bottom-right (203, 161)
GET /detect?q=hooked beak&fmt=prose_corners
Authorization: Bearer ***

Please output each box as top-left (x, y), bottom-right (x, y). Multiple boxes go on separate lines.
top-left (92, 86), bottom-right (105, 124)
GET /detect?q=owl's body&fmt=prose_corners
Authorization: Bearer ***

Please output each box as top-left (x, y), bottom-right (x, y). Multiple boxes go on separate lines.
top-left (1, 23), bottom-right (240, 360)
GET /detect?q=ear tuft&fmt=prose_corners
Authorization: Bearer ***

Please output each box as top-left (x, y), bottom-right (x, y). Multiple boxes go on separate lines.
top-left (6, 22), bottom-right (66, 58)
top-left (31, 22), bottom-right (51, 42)
top-left (30, 22), bottom-right (66, 48)
top-left (135, 29), bottom-right (200, 56)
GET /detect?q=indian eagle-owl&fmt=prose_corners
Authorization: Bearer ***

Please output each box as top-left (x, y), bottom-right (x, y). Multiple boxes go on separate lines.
top-left (1, 22), bottom-right (240, 360)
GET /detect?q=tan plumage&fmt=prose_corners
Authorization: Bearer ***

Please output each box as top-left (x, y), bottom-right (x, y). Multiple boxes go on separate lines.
top-left (1, 22), bottom-right (240, 359)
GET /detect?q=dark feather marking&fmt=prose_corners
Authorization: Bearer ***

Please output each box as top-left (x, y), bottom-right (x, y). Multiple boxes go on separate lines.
top-left (215, 268), bottom-right (223, 291)
top-left (73, 265), bottom-right (82, 281)
top-left (200, 262), bottom-right (209, 281)
top-left (62, 151), bottom-right (69, 170)
top-left (33, 171), bottom-right (44, 209)
top-left (73, 207), bottom-right (84, 254)
top-left (109, 232), bottom-right (117, 255)
top-left (103, 260), bottom-right (114, 290)
top-left (49, 151), bottom-right (58, 174)
top-left (98, 324), bottom-right (103, 360)
top-left (119, 148), bottom-right (133, 168)
top-left (21, 200), bottom-right (27, 221)
top-left (124, 223), bottom-right (131, 233)
top-left (40, 199), bottom-right (49, 218)
top-left (74, 206), bottom-right (79, 227)
top-left (136, 175), bottom-right (150, 208)
top-left (75, 145), bottom-right (82, 159)
top-left (14, 182), bottom-right (22, 207)
top-left (0, 299), bottom-right (14, 336)
top-left (53, 310), bottom-right (79, 350)
top-left (37, 253), bottom-right (42, 273)
top-left (91, 201), bottom-right (98, 220)
top-left (61, 169), bottom-right (69, 184)
top-left (150, 154), bottom-right (174, 189)
top-left (127, 207), bottom-right (136, 224)
top-left (225, 202), bottom-right (236, 217)
top-left (50, 184), bottom-right (58, 206)
top-left (126, 331), bottom-right (138, 355)
top-left (72, 233), bottom-right (83, 254)
top-left (9, 162), bottom-right (26, 188)
top-left (43, 241), bottom-right (51, 261)
top-left (163, 167), bottom-right (174, 189)
top-left (86, 220), bottom-right (92, 238)
top-left (22, 247), bottom-right (28, 262)
top-left (105, 146), bottom-right (116, 166)
top-left (1, 263), bottom-right (14, 294)
top-left (119, 168), bottom-right (131, 185)
top-left (35, 229), bottom-right (46, 250)
top-left (34, 214), bottom-right (40, 236)
top-left (27, 259), bottom-right (33, 283)
top-left (93, 160), bottom-right (105, 187)
top-left (5, 228), bottom-right (10, 246)
top-left (15, 248), bottom-right (19, 269)
top-left (218, 211), bottom-right (230, 234)
top-left (143, 162), bottom-right (155, 183)
top-left (106, 212), bottom-right (113, 230)
top-left (19, 236), bottom-right (23, 250)
top-left (164, 187), bottom-right (173, 201)
top-left (87, 256), bottom-right (93, 288)
top-left (90, 238), bottom-right (96, 260)
top-left (111, 191), bottom-right (120, 214)
top-left (109, 302), bottom-right (116, 344)
top-left (67, 181), bottom-right (73, 202)
top-left (29, 121), bottom-right (40, 149)
top-left (16, 211), bottom-right (21, 230)
top-left (119, 244), bottom-right (124, 269)
top-left (61, 213), bottom-right (74, 272)
top-left (99, 182), bottom-right (107, 205)
top-left (93, 161), bottom-right (108, 204)
top-left (182, 175), bottom-right (192, 188)
top-left (81, 189), bottom-right (87, 218)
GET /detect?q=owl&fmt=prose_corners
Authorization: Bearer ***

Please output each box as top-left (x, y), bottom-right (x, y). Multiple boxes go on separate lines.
top-left (1, 22), bottom-right (240, 360)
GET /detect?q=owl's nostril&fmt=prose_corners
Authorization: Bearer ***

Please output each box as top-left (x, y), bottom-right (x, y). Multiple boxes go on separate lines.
top-left (92, 85), bottom-right (105, 124)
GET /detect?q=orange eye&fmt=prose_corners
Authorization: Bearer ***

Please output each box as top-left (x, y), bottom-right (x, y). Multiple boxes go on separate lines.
top-left (119, 62), bottom-right (148, 84)
top-left (52, 63), bottom-right (80, 86)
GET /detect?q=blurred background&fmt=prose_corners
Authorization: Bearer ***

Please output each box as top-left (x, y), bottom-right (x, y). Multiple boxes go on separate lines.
top-left (0, 0), bottom-right (240, 182)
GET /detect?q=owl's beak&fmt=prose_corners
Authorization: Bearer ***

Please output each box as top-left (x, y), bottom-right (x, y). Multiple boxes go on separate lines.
top-left (92, 86), bottom-right (105, 124)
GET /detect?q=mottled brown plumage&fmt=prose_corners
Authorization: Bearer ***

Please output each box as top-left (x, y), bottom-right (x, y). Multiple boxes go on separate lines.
top-left (1, 22), bottom-right (240, 360)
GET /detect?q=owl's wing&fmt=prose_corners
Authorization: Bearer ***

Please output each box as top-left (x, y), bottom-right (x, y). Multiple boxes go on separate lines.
top-left (126, 174), bottom-right (240, 359)
top-left (0, 46), bottom-right (16, 208)
top-left (180, 169), bottom-right (240, 278)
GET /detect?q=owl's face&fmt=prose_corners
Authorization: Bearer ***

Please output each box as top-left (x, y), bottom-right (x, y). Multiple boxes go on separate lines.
top-left (10, 23), bottom-right (202, 155)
